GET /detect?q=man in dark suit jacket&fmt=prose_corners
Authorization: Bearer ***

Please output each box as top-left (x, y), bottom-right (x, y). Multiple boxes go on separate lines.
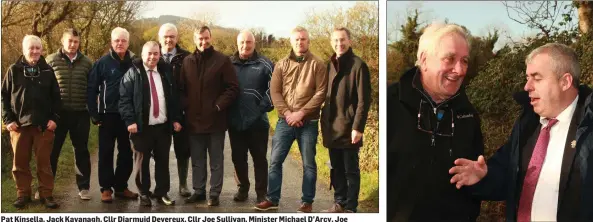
top-left (119, 41), bottom-right (182, 207)
top-left (450, 43), bottom-right (593, 222)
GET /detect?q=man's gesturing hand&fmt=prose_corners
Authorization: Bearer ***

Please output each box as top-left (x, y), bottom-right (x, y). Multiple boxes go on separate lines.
top-left (449, 155), bottom-right (488, 189)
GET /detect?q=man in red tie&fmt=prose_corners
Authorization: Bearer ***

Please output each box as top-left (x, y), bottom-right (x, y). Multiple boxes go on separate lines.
top-left (449, 43), bottom-right (593, 221)
top-left (119, 41), bottom-right (182, 207)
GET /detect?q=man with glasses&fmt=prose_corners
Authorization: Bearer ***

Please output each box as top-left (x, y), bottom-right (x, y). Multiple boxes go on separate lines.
top-left (386, 23), bottom-right (484, 221)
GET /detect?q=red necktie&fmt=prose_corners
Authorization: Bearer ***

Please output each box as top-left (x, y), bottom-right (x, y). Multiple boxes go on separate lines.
top-left (148, 70), bottom-right (159, 118)
top-left (517, 118), bottom-right (558, 222)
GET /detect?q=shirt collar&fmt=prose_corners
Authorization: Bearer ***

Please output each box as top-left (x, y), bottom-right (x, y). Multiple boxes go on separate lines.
top-left (162, 47), bottom-right (177, 57)
top-left (540, 95), bottom-right (579, 126)
top-left (143, 64), bottom-right (157, 73)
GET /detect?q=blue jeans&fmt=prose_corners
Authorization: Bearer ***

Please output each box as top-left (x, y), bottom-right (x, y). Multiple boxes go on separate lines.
top-left (267, 118), bottom-right (318, 204)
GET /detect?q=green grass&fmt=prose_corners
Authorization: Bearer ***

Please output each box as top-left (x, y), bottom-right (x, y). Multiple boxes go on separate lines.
top-left (1, 125), bottom-right (99, 212)
top-left (267, 110), bottom-right (379, 212)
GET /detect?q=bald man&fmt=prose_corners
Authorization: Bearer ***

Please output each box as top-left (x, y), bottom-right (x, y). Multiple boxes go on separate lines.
top-left (228, 30), bottom-right (274, 203)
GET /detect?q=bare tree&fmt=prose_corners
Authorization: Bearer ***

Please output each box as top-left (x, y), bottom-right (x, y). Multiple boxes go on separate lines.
top-left (502, 1), bottom-right (576, 38)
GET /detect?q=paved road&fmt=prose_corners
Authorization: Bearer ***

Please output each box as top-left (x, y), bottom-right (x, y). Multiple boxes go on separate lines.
top-left (55, 132), bottom-right (335, 213)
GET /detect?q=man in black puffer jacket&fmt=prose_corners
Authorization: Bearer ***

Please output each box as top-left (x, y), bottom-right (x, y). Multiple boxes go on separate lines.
top-left (87, 27), bottom-right (139, 202)
top-left (227, 30), bottom-right (274, 203)
top-left (119, 41), bottom-right (182, 207)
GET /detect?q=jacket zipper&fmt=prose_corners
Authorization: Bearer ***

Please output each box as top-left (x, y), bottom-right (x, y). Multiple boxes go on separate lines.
top-left (102, 80), bottom-right (107, 113)
top-left (415, 87), bottom-right (460, 156)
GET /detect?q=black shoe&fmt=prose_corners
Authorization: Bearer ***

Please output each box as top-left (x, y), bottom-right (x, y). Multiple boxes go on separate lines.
top-left (40, 196), bottom-right (59, 209)
top-left (233, 191), bottom-right (248, 202)
top-left (208, 196), bottom-right (219, 206)
top-left (13, 196), bottom-right (31, 209)
top-left (156, 195), bottom-right (175, 206)
top-left (185, 193), bottom-right (206, 203)
top-left (139, 195), bottom-right (152, 206)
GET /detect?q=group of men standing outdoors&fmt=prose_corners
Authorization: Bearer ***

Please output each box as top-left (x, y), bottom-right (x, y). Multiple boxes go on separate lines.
top-left (1, 23), bottom-right (372, 214)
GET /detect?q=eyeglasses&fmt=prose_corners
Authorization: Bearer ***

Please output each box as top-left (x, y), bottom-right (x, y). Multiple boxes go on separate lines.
top-left (416, 100), bottom-right (455, 137)
top-left (23, 66), bottom-right (40, 78)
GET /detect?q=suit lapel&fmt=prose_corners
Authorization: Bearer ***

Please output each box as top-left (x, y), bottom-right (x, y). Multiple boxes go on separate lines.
top-left (558, 96), bottom-right (584, 205)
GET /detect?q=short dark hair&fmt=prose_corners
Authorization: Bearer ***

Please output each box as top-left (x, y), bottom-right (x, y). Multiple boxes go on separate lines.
top-left (333, 27), bottom-right (351, 39)
top-left (63, 28), bottom-right (80, 38)
top-left (198, 26), bottom-right (211, 36)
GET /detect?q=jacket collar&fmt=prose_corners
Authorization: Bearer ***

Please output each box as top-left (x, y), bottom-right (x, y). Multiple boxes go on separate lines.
top-left (398, 66), bottom-right (469, 111)
top-left (109, 48), bottom-right (134, 61)
top-left (230, 50), bottom-right (260, 64)
top-left (58, 48), bottom-right (82, 63)
top-left (288, 49), bottom-right (311, 63)
top-left (331, 47), bottom-right (354, 71)
top-left (18, 55), bottom-right (48, 68)
top-left (132, 57), bottom-right (168, 74)
top-left (194, 46), bottom-right (215, 59)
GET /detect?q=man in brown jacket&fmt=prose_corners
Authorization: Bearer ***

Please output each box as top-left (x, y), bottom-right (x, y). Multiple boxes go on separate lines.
top-left (179, 26), bottom-right (239, 206)
top-left (254, 26), bottom-right (328, 213)
top-left (320, 27), bottom-right (372, 213)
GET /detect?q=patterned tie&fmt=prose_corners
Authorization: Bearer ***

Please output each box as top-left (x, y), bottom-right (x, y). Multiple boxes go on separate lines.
top-left (148, 70), bottom-right (159, 118)
top-left (517, 118), bottom-right (559, 222)
top-left (165, 53), bottom-right (172, 63)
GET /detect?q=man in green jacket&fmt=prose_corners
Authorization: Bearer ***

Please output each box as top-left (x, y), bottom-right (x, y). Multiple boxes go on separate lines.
top-left (46, 28), bottom-right (93, 200)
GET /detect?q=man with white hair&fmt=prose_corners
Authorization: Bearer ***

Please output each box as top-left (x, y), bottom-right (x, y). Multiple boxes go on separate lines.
top-left (2, 35), bottom-right (62, 209)
top-left (179, 26), bottom-right (239, 206)
top-left (157, 23), bottom-right (192, 197)
top-left (255, 26), bottom-right (328, 213)
top-left (228, 30), bottom-right (274, 203)
top-left (386, 23), bottom-right (484, 221)
top-left (119, 41), bottom-right (182, 207)
top-left (449, 43), bottom-right (593, 221)
top-left (87, 27), bottom-right (139, 203)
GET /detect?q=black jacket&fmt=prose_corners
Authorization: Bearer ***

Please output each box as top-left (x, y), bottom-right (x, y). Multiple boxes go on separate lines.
top-left (228, 50), bottom-right (274, 131)
top-left (470, 86), bottom-right (593, 222)
top-left (118, 58), bottom-right (181, 133)
top-left (321, 48), bottom-right (372, 149)
top-left (161, 44), bottom-right (190, 86)
top-left (1, 56), bottom-right (61, 130)
top-left (387, 67), bottom-right (484, 221)
top-left (87, 49), bottom-right (136, 124)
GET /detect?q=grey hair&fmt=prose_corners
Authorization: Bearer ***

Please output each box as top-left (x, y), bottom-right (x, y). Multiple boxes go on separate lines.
top-left (111, 27), bottom-right (130, 41)
top-left (22, 35), bottom-right (43, 51)
top-left (525, 43), bottom-right (580, 88)
top-left (158, 23), bottom-right (178, 37)
top-left (416, 22), bottom-right (471, 67)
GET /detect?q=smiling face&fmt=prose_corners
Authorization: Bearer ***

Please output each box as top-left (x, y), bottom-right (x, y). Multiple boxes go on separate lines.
top-left (142, 44), bottom-right (160, 70)
top-left (159, 28), bottom-right (178, 53)
top-left (524, 53), bottom-right (573, 118)
top-left (194, 29), bottom-right (212, 52)
top-left (111, 33), bottom-right (129, 55)
top-left (23, 38), bottom-right (42, 65)
top-left (331, 30), bottom-right (351, 57)
top-left (420, 32), bottom-right (469, 102)
top-left (237, 32), bottom-right (255, 59)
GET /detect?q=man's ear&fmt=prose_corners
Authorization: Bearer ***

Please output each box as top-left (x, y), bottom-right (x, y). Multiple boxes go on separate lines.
top-left (420, 51), bottom-right (427, 71)
top-left (561, 72), bottom-right (574, 91)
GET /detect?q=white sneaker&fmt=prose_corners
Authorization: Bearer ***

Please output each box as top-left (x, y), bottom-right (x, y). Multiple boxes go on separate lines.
top-left (79, 190), bottom-right (91, 200)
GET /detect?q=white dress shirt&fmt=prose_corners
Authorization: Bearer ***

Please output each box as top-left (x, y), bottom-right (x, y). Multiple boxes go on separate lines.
top-left (162, 47), bottom-right (176, 63)
top-left (531, 95), bottom-right (578, 221)
top-left (144, 65), bottom-right (167, 125)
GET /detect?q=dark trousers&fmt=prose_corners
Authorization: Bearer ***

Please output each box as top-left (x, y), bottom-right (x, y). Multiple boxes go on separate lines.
top-left (98, 113), bottom-right (133, 193)
top-left (50, 110), bottom-right (91, 190)
top-left (228, 128), bottom-right (269, 197)
top-left (131, 123), bottom-right (171, 197)
top-left (189, 131), bottom-right (225, 197)
top-left (329, 147), bottom-right (361, 212)
top-left (173, 118), bottom-right (191, 186)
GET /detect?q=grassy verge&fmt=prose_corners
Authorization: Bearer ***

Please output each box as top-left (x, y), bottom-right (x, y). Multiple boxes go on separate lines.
top-left (1, 125), bottom-right (99, 212)
top-left (267, 110), bottom-right (379, 212)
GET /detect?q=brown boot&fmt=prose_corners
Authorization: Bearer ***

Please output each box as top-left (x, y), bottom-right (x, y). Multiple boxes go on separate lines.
top-left (115, 188), bottom-right (139, 199)
top-left (101, 190), bottom-right (113, 203)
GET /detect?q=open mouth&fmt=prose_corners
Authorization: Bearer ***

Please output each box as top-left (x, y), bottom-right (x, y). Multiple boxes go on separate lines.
top-left (445, 75), bottom-right (461, 82)
top-left (530, 97), bottom-right (540, 104)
